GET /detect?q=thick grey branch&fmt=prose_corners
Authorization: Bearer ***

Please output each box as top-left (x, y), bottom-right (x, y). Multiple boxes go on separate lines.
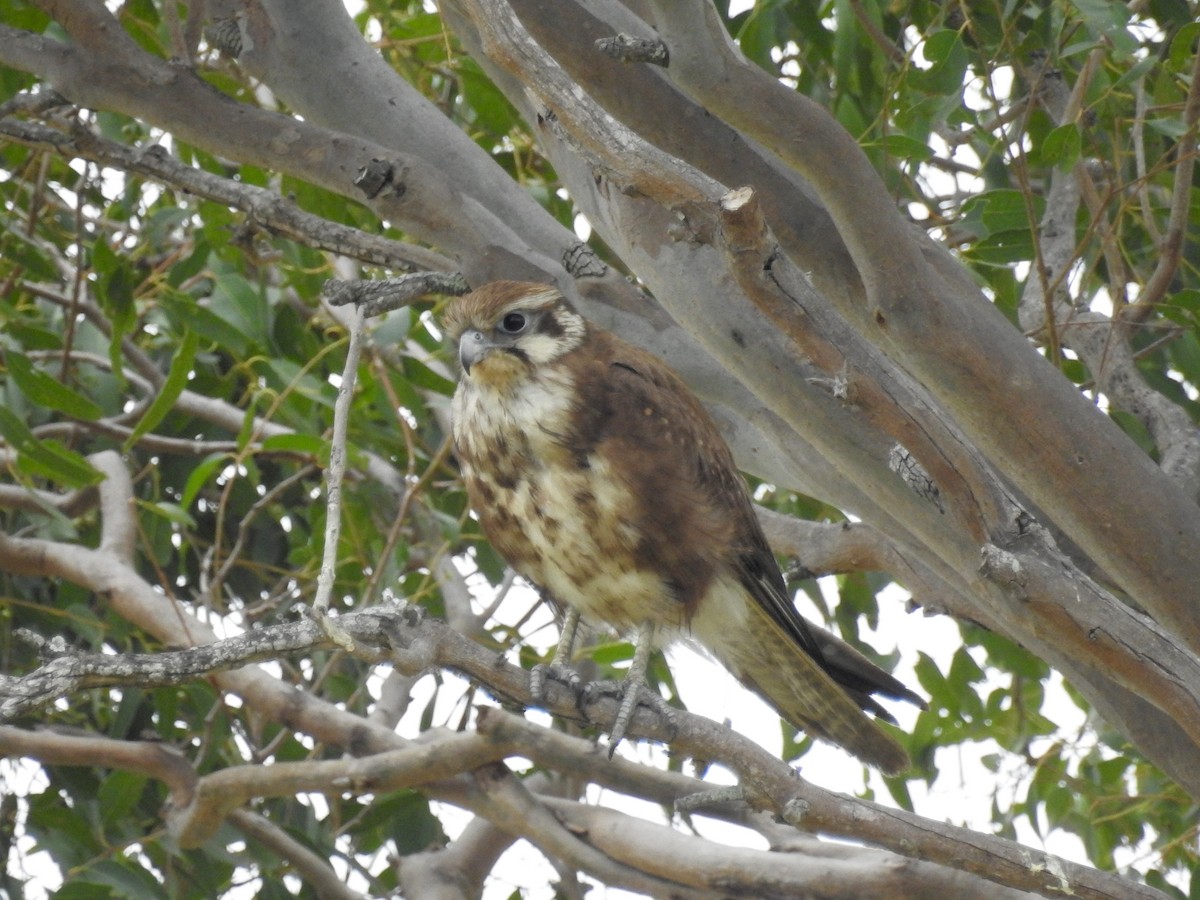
top-left (476, 709), bottom-right (1159, 900)
top-left (0, 482), bottom-right (97, 517)
top-left (542, 796), bottom-right (1041, 899)
top-left (397, 811), bottom-right (517, 899)
top-left (91, 450), bottom-right (135, 564)
top-left (640, 0), bottom-right (1200, 651)
top-left (469, 763), bottom-right (712, 899)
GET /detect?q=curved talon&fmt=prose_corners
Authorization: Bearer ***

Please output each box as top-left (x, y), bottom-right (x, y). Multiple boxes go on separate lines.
top-left (535, 618), bottom-right (674, 755)
top-left (583, 676), bottom-right (677, 756)
top-left (608, 678), bottom-right (642, 756)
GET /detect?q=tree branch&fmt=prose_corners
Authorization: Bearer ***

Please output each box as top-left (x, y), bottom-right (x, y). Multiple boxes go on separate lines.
top-left (230, 810), bottom-right (367, 900)
top-left (643, 0), bottom-right (929, 306)
top-left (0, 610), bottom-right (374, 722)
top-left (541, 796), bottom-right (1041, 899)
top-left (397, 811), bottom-right (516, 899)
top-left (0, 724), bottom-right (197, 809)
top-left (323, 272), bottom-right (470, 318)
top-left (468, 762), bottom-right (714, 899)
top-left (474, 709), bottom-right (1159, 900)
top-left (716, 188), bottom-right (1200, 786)
top-left (311, 307), bottom-right (364, 622)
top-left (0, 112), bottom-right (455, 274)
top-left (170, 728), bottom-right (520, 847)
top-left (638, 0), bottom-right (1200, 649)
top-left (0, 13), bottom-right (521, 285)
top-left (0, 552), bottom-right (1166, 899)
top-left (1017, 59), bottom-right (1200, 500)
top-left (432, 0), bottom-right (1200, 795)
top-left (1127, 46), bottom-right (1200, 317)
top-left (91, 450), bottom-right (135, 564)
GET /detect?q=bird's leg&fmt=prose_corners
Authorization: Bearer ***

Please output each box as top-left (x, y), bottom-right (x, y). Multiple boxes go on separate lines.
top-left (530, 606), bottom-right (583, 703)
top-left (551, 605), bottom-right (582, 670)
top-left (606, 621), bottom-right (653, 755)
top-left (534, 616), bottom-right (676, 753)
top-left (601, 620), bottom-right (679, 757)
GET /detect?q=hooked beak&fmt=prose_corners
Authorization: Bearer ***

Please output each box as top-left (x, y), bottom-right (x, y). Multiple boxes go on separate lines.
top-left (458, 328), bottom-right (492, 374)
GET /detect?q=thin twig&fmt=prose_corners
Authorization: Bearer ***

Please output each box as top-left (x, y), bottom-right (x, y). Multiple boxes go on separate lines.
top-left (312, 309), bottom-right (365, 621)
top-left (1127, 47), bottom-right (1200, 319)
top-left (231, 810), bottom-right (367, 900)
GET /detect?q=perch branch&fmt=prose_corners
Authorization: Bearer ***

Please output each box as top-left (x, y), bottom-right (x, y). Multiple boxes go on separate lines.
top-left (474, 709), bottom-right (1156, 900)
top-left (0, 584), bottom-right (1165, 899)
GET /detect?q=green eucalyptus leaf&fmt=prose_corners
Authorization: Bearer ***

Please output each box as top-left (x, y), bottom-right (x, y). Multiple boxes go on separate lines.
top-left (123, 329), bottom-right (199, 451)
top-left (5, 351), bottom-right (103, 420)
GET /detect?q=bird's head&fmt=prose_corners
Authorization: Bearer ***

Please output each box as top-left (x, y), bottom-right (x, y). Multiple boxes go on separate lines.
top-left (443, 282), bottom-right (586, 389)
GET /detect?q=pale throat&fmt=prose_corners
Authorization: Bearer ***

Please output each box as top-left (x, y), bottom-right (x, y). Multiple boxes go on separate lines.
top-left (452, 362), bottom-right (577, 463)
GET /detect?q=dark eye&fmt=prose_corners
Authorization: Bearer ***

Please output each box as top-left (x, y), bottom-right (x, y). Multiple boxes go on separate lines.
top-left (499, 312), bottom-right (528, 334)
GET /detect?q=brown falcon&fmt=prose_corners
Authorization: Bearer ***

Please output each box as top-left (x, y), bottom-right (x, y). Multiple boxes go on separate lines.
top-left (446, 281), bottom-right (920, 773)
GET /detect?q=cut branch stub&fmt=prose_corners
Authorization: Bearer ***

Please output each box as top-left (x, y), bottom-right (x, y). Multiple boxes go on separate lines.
top-left (594, 34), bottom-right (669, 67)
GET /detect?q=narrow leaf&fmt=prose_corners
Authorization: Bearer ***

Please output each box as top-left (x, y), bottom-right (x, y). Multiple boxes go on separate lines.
top-left (123, 329), bottom-right (198, 452)
top-left (6, 351), bottom-right (104, 420)
top-left (261, 432), bottom-right (328, 456)
top-left (0, 407), bottom-right (101, 487)
top-left (180, 451), bottom-right (231, 510)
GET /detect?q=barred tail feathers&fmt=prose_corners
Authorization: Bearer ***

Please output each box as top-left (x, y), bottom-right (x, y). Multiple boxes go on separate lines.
top-left (690, 575), bottom-right (910, 775)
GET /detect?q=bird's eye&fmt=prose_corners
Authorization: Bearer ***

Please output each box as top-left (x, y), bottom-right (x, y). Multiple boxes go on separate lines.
top-left (499, 312), bottom-right (528, 334)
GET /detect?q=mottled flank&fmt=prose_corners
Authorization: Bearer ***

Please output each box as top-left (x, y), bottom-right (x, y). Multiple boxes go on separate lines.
top-left (447, 281), bottom-right (920, 772)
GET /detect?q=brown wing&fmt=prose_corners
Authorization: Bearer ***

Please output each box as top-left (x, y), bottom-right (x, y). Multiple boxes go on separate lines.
top-left (559, 332), bottom-right (739, 618)
top-left (562, 332), bottom-right (810, 630)
top-left (565, 329), bottom-right (917, 716)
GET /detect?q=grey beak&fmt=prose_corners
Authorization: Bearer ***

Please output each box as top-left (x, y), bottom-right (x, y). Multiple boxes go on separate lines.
top-left (459, 329), bottom-right (491, 373)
